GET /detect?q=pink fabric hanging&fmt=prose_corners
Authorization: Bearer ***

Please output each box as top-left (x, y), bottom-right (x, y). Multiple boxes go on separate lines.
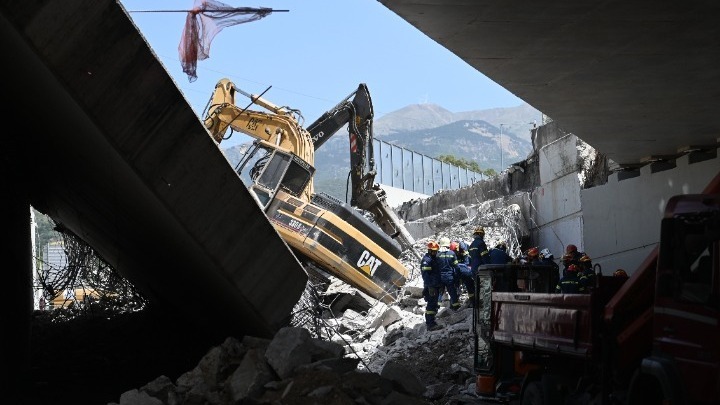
top-left (179, 0), bottom-right (272, 82)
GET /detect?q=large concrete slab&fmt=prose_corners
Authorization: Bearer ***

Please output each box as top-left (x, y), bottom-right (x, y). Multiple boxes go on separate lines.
top-left (379, 0), bottom-right (720, 168)
top-left (1, 0), bottom-right (307, 339)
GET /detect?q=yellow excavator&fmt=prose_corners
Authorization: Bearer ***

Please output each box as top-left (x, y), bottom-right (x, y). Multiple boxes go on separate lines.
top-left (203, 79), bottom-right (415, 303)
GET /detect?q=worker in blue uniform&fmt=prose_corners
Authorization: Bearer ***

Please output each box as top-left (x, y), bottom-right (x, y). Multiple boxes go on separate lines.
top-left (561, 244), bottom-right (584, 276)
top-left (451, 240), bottom-right (475, 306)
top-left (578, 254), bottom-right (596, 289)
top-left (488, 241), bottom-right (513, 264)
top-left (539, 248), bottom-right (559, 271)
top-left (555, 264), bottom-right (587, 293)
top-left (468, 226), bottom-right (490, 273)
top-left (437, 236), bottom-right (462, 311)
top-left (421, 241), bottom-right (443, 330)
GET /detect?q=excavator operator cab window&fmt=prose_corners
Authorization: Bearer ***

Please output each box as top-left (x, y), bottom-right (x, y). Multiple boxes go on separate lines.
top-left (246, 149), bottom-right (313, 209)
top-left (235, 141), bottom-right (314, 209)
top-left (280, 154), bottom-right (314, 196)
top-left (255, 151), bottom-right (313, 196)
top-left (256, 152), bottom-right (290, 190)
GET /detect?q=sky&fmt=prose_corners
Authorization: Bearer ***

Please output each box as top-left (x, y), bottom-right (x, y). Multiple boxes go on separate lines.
top-left (119, 0), bottom-right (525, 148)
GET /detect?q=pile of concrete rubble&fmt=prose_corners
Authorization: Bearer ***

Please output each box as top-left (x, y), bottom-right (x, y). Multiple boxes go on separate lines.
top-left (109, 205), bottom-right (520, 405)
top-left (109, 280), bottom-right (482, 404)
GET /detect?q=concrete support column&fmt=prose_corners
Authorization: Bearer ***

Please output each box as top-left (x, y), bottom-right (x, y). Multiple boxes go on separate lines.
top-left (1, 152), bottom-right (32, 397)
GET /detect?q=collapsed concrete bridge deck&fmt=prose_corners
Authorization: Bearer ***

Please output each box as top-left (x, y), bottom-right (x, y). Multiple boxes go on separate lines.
top-left (1, 0), bottom-right (308, 359)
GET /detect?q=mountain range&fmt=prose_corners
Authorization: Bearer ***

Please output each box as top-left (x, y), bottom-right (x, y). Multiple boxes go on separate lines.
top-left (222, 102), bottom-right (542, 199)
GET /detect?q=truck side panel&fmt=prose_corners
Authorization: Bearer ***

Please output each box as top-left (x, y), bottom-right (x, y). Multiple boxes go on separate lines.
top-left (492, 292), bottom-right (594, 358)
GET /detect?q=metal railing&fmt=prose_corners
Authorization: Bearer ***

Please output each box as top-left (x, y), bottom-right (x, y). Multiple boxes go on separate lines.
top-left (373, 139), bottom-right (484, 195)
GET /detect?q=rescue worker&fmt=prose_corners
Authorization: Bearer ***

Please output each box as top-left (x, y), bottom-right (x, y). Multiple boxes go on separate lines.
top-left (488, 241), bottom-right (513, 264)
top-left (525, 247), bottom-right (541, 264)
top-left (421, 241), bottom-right (443, 330)
top-left (469, 226), bottom-right (490, 273)
top-left (539, 248), bottom-right (559, 270)
top-left (539, 247), bottom-right (561, 281)
top-left (450, 240), bottom-right (475, 306)
top-left (513, 247), bottom-right (541, 291)
top-left (484, 241), bottom-right (514, 291)
top-left (561, 244), bottom-right (583, 276)
top-left (437, 236), bottom-right (462, 310)
top-left (555, 264), bottom-right (587, 293)
top-left (579, 254), bottom-right (596, 288)
top-left (486, 241), bottom-right (515, 291)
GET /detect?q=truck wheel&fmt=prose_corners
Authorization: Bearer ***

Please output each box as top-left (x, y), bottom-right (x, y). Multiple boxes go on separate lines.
top-left (521, 381), bottom-right (544, 405)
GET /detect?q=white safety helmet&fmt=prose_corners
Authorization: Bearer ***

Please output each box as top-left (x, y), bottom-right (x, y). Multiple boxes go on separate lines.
top-left (439, 237), bottom-right (451, 248)
top-left (540, 248), bottom-right (553, 259)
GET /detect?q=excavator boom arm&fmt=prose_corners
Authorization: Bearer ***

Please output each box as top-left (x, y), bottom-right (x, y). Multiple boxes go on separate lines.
top-left (203, 78), bottom-right (315, 180)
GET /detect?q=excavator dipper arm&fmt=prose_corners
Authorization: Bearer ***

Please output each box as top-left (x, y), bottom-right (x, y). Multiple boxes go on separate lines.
top-left (307, 84), bottom-right (417, 254)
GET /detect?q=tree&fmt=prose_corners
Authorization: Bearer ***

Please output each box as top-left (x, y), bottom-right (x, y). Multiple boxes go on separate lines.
top-left (437, 154), bottom-right (496, 177)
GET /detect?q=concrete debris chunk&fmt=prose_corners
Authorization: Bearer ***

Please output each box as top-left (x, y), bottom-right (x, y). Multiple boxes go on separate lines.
top-left (225, 348), bottom-right (273, 401)
top-left (380, 360), bottom-right (426, 396)
top-left (264, 326), bottom-right (313, 379)
top-left (118, 389), bottom-right (164, 405)
top-left (368, 304), bottom-right (402, 330)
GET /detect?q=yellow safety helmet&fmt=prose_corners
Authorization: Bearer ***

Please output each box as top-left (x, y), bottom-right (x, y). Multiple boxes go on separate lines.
top-left (439, 237), bottom-right (451, 248)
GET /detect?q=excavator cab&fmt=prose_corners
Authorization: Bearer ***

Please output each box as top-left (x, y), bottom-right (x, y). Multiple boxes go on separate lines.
top-left (236, 140), bottom-right (314, 209)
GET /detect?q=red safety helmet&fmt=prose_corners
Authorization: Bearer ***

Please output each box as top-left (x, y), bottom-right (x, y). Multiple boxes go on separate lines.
top-left (567, 264), bottom-right (579, 272)
top-left (449, 241), bottom-right (459, 252)
top-left (427, 241), bottom-right (439, 251)
top-left (566, 244), bottom-right (578, 253)
top-left (527, 247), bottom-right (539, 257)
